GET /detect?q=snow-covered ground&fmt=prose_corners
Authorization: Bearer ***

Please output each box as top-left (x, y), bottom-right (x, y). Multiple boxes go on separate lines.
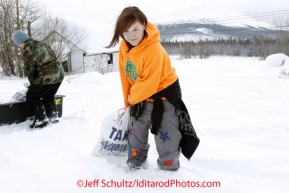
top-left (0, 56), bottom-right (288, 193)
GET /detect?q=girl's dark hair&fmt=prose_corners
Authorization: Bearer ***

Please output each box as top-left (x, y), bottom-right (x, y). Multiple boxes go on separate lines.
top-left (106, 6), bottom-right (147, 48)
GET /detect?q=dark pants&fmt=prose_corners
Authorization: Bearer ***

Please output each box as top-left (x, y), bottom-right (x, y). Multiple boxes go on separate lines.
top-left (26, 83), bottom-right (62, 121)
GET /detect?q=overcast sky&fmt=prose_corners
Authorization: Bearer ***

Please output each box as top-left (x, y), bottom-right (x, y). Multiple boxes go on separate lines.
top-left (38, 0), bottom-right (289, 22)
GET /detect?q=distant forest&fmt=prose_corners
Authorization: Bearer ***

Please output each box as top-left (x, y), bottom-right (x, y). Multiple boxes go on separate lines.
top-left (160, 30), bottom-right (289, 59)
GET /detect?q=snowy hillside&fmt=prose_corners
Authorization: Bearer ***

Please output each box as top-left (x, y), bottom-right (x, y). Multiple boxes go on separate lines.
top-left (153, 5), bottom-right (279, 42)
top-left (152, 5), bottom-right (273, 28)
top-left (0, 56), bottom-right (288, 193)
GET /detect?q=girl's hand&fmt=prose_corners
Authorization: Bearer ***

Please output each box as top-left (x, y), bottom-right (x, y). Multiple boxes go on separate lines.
top-left (127, 95), bottom-right (133, 107)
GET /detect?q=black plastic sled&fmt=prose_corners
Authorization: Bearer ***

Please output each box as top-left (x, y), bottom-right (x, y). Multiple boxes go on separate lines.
top-left (0, 95), bottom-right (65, 126)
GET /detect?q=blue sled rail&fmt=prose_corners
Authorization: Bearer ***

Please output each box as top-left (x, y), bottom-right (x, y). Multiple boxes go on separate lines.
top-left (0, 95), bottom-right (65, 126)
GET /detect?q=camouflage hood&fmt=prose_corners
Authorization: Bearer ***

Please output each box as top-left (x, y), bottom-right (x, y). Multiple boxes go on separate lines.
top-left (22, 39), bottom-right (64, 85)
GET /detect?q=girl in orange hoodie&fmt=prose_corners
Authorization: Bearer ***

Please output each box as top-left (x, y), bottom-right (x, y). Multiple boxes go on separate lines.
top-left (106, 6), bottom-right (199, 171)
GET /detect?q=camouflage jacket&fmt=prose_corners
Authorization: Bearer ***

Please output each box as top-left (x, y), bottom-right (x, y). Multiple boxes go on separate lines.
top-left (22, 39), bottom-right (64, 85)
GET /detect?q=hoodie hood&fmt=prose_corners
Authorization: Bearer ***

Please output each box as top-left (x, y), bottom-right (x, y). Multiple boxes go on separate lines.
top-left (121, 22), bottom-right (160, 53)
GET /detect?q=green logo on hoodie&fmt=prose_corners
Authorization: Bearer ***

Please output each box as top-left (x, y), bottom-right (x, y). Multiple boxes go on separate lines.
top-left (125, 61), bottom-right (138, 81)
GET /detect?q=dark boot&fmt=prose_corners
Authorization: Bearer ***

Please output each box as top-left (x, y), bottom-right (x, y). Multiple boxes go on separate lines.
top-left (27, 100), bottom-right (49, 129)
top-left (44, 98), bottom-right (59, 123)
top-left (29, 118), bottom-right (49, 129)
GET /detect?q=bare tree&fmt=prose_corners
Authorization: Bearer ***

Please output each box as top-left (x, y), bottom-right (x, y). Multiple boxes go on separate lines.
top-left (15, 0), bottom-right (43, 34)
top-left (180, 41), bottom-right (194, 59)
top-left (0, 0), bottom-right (43, 77)
top-left (271, 17), bottom-right (289, 55)
top-left (32, 14), bottom-right (88, 63)
top-left (0, 0), bottom-right (87, 77)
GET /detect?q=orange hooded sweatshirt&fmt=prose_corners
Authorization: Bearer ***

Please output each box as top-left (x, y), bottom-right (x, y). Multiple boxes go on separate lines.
top-left (118, 22), bottom-right (178, 107)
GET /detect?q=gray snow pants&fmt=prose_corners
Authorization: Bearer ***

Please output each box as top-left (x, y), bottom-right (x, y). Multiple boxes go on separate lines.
top-left (127, 100), bottom-right (182, 171)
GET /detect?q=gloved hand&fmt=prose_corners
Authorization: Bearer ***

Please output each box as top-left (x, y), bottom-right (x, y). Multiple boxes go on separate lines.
top-left (130, 101), bottom-right (145, 120)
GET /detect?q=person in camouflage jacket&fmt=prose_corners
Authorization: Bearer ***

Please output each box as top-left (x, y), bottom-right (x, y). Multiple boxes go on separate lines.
top-left (22, 39), bottom-right (64, 85)
top-left (13, 30), bottom-right (65, 129)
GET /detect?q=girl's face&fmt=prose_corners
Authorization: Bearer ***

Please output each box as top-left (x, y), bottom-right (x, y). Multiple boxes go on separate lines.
top-left (122, 21), bottom-right (145, 46)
